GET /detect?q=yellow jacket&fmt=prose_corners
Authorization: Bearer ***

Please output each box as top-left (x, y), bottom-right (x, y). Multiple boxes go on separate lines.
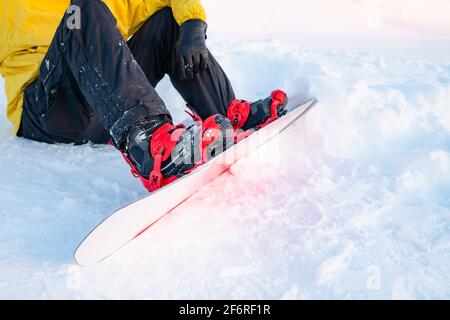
top-left (0, 0), bottom-right (206, 134)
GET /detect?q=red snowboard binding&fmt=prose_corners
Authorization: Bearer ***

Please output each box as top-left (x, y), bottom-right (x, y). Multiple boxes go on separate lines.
top-left (118, 114), bottom-right (232, 192)
top-left (227, 90), bottom-right (288, 142)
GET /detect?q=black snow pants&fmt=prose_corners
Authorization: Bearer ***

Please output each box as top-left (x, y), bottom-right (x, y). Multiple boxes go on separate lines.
top-left (18, 0), bottom-right (235, 145)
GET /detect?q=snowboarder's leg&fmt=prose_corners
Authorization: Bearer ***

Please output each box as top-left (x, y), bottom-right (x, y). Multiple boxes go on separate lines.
top-left (113, 8), bottom-right (236, 192)
top-left (127, 8), bottom-right (236, 120)
top-left (127, 8), bottom-right (288, 133)
top-left (20, 58), bottom-right (111, 144)
top-left (19, 0), bottom-right (170, 145)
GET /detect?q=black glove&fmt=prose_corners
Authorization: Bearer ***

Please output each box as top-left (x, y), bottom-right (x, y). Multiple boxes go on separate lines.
top-left (174, 19), bottom-right (209, 81)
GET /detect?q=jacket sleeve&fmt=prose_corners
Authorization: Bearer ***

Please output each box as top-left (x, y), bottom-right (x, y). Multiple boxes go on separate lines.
top-left (164, 0), bottom-right (206, 25)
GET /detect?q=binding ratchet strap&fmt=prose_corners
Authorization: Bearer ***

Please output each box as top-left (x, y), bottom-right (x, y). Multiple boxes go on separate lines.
top-left (186, 109), bottom-right (231, 164)
top-left (118, 124), bottom-right (185, 192)
top-left (147, 124), bottom-right (185, 191)
top-left (258, 90), bottom-right (287, 129)
top-left (227, 99), bottom-right (251, 131)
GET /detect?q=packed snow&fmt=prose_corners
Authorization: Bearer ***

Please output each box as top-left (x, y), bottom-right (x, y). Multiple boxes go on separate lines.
top-left (0, 0), bottom-right (449, 299)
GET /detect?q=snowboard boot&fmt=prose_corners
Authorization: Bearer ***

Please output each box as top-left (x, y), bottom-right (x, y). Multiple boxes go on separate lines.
top-left (118, 114), bottom-right (233, 192)
top-left (227, 90), bottom-right (288, 140)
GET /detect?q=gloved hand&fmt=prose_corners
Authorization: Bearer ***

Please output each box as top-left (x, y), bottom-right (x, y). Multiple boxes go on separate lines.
top-left (174, 19), bottom-right (209, 81)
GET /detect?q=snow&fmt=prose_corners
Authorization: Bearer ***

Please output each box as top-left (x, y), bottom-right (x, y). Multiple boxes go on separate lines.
top-left (1, 0), bottom-right (449, 299)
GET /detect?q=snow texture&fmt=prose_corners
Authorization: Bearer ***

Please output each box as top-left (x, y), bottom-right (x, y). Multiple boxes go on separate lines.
top-left (0, 0), bottom-right (449, 299)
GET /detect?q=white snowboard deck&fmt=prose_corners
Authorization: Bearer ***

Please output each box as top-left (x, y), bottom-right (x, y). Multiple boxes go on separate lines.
top-left (75, 98), bottom-right (318, 266)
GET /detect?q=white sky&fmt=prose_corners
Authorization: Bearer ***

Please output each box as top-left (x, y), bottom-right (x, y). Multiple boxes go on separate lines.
top-left (202, 0), bottom-right (450, 62)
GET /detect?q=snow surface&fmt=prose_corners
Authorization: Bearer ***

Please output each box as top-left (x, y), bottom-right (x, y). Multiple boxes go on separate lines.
top-left (1, 1), bottom-right (450, 299)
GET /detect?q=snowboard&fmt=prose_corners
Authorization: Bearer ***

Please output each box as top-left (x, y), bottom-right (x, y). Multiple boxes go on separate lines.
top-left (75, 97), bottom-right (318, 266)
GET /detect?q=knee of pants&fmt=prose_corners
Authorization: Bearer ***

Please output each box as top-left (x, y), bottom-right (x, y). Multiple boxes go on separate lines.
top-left (140, 8), bottom-right (179, 45)
top-left (152, 7), bottom-right (178, 26)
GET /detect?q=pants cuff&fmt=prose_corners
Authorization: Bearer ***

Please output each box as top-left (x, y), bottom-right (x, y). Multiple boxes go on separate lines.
top-left (109, 104), bottom-right (170, 146)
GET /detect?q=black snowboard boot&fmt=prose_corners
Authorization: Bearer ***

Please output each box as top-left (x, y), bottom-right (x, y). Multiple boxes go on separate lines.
top-left (118, 114), bottom-right (233, 192)
top-left (227, 90), bottom-right (288, 131)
